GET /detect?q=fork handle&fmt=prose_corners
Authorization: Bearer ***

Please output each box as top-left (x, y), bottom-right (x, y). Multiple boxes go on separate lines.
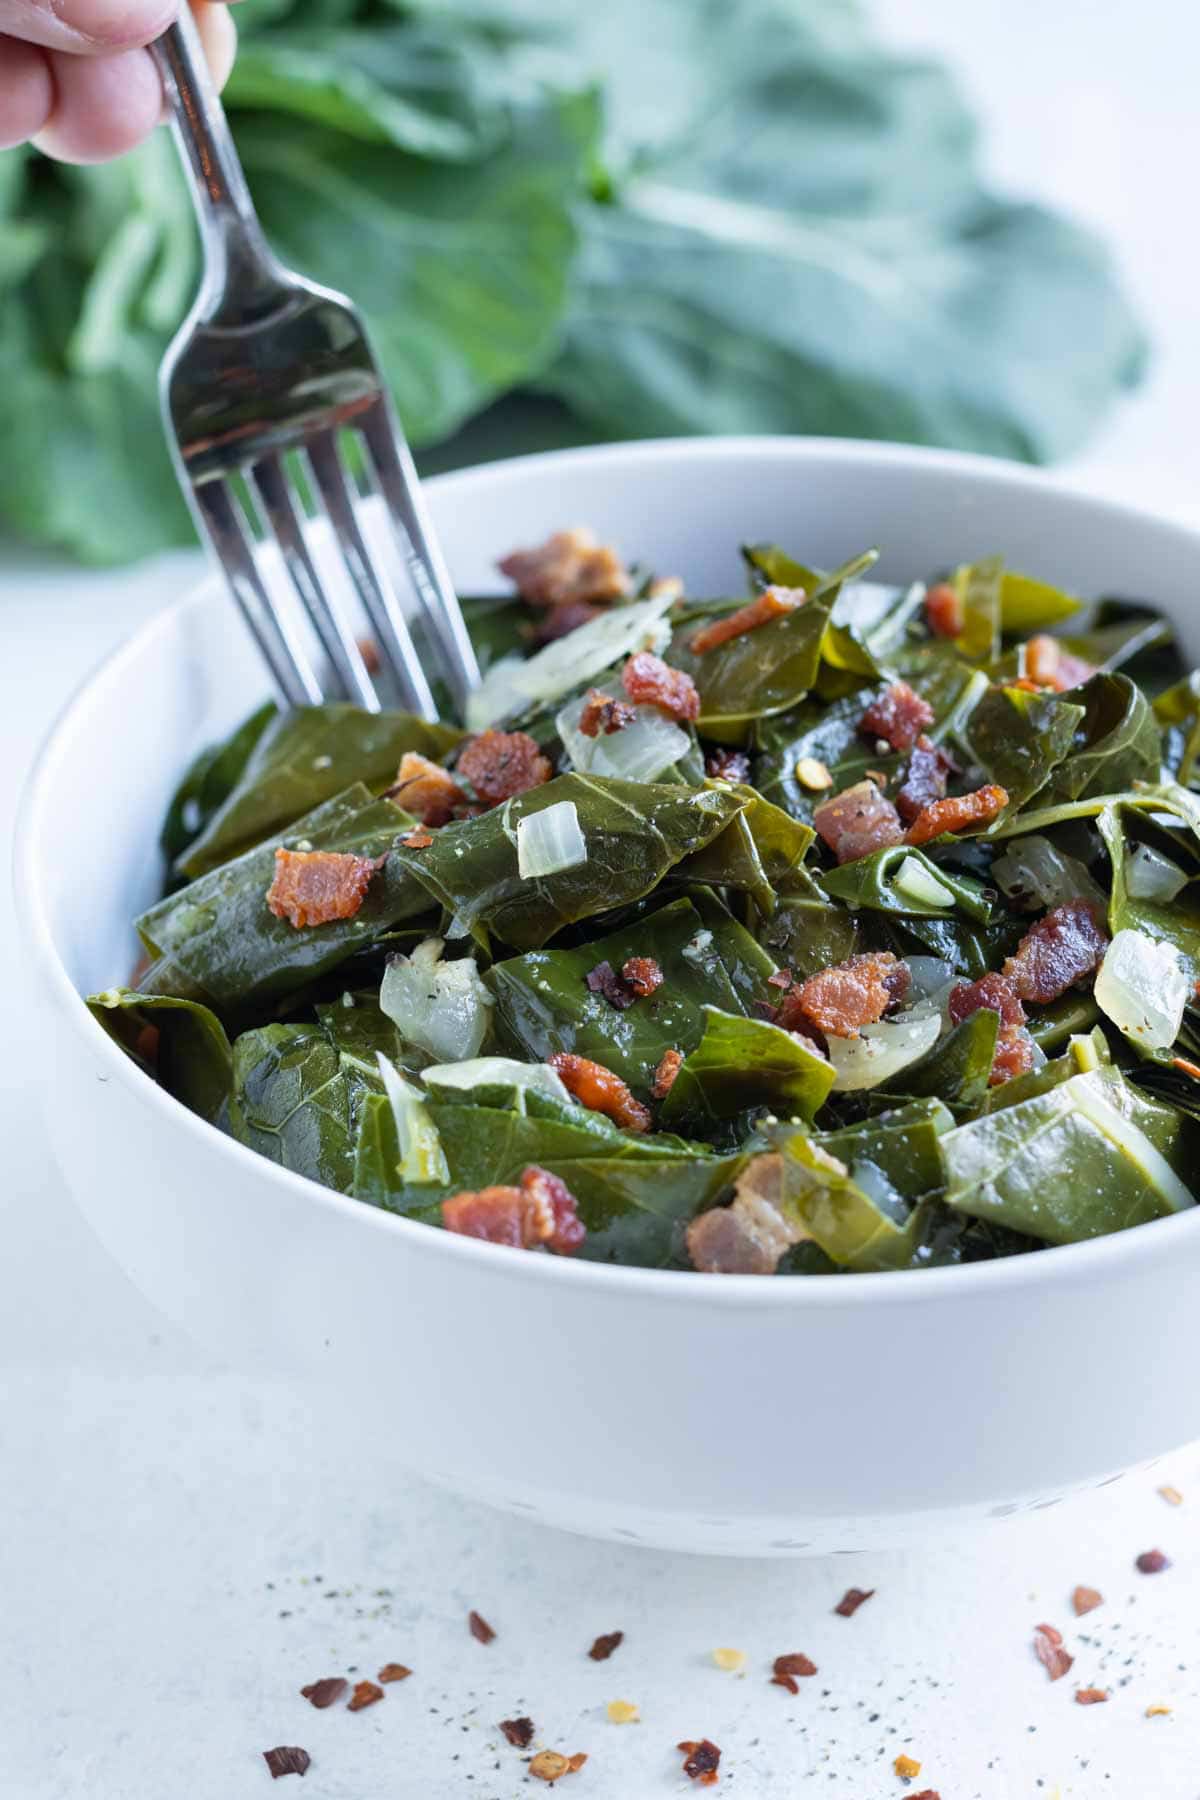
top-left (152, 9), bottom-right (285, 319)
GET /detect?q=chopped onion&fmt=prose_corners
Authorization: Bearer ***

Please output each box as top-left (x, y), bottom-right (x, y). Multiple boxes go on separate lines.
top-left (376, 1053), bottom-right (449, 1185)
top-left (465, 591), bottom-right (677, 728)
top-left (420, 1056), bottom-right (572, 1107)
top-left (1094, 928), bottom-right (1189, 1051)
top-left (516, 800), bottom-right (587, 879)
top-left (556, 693), bottom-right (690, 782)
top-left (894, 854), bottom-right (955, 910)
top-left (380, 937), bottom-right (493, 1062)
top-left (826, 1011), bottom-right (941, 1091)
top-left (1125, 843), bottom-right (1189, 903)
top-left (991, 833), bottom-right (1106, 914)
top-left (904, 957), bottom-right (956, 1005)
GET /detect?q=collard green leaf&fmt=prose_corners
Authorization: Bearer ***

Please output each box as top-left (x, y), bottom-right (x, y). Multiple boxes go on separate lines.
top-left (1156, 672), bottom-right (1200, 788)
top-left (228, 1021), bottom-right (372, 1191)
top-left (950, 555), bottom-right (1002, 663)
top-left (759, 895), bottom-right (860, 981)
top-left (160, 703), bottom-right (277, 866)
top-left (394, 773), bottom-right (744, 950)
top-left (997, 569), bottom-right (1082, 633)
top-left (821, 845), bottom-right (994, 921)
top-left (660, 1006), bottom-right (835, 1132)
top-left (1097, 803), bottom-right (1200, 972)
top-left (179, 704), bottom-right (461, 877)
top-left (674, 783), bottom-right (814, 914)
top-left (663, 593), bottom-right (836, 744)
top-left (1035, 674), bottom-right (1160, 808)
top-left (961, 682), bottom-right (1085, 813)
top-left (883, 1009), bottom-right (999, 1112)
top-left (87, 987), bottom-right (233, 1125)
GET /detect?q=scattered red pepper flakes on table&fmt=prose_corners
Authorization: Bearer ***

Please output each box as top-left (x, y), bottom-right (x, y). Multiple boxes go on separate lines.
top-left (1158, 1484), bottom-right (1184, 1506)
top-left (1072, 1585), bottom-right (1103, 1616)
top-left (910, 1792), bottom-right (942, 1800)
top-left (299, 1676), bottom-right (347, 1709)
top-left (893, 1752), bottom-right (922, 1779)
top-left (834, 1586), bottom-right (875, 1617)
top-left (529, 1750), bottom-right (588, 1780)
top-left (1146, 1704), bottom-right (1172, 1718)
top-left (1075, 1686), bottom-right (1110, 1705)
top-left (1033, 1623), bottom-right (1074, 1682)
top-left (263, 1746), bottom-right (310, 1779)
top-left (468, 1609), bottom-right (496, 1643)
top-left (499, 1717), bottom-right (535, 1748)
top-left (588, 1630), bottom-right (624, 1661)
top-left (377, 1663), bottom-right (411, 1684)
top-left (771, 1651), bottom-right (817, 1693)
top-left (347, 1680), bottom-right (384, 1712)
top-left (1136, 1548), bottom-right (1171, 1574)
top-left (678, 1738), bottom-right (721, 1784)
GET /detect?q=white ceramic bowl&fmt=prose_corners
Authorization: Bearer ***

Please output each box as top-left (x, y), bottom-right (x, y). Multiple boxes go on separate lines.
top-left (16, 438), bottom-right (1200, 1555)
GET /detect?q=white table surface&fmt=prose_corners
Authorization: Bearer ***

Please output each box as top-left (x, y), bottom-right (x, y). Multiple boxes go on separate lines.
top-left (5, 4), bottom-right (1200, 1795)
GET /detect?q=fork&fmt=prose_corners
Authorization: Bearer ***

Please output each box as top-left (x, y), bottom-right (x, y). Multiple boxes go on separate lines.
top-left (151, 9), bottom-right (480, 720)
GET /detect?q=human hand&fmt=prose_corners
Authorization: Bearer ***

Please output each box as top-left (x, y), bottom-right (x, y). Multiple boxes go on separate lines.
top-left (0, 0), bottom-right (236, 162)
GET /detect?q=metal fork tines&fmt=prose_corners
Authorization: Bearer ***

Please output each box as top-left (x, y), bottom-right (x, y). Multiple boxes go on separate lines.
top-left (152, 12), bottom-right (479, 722)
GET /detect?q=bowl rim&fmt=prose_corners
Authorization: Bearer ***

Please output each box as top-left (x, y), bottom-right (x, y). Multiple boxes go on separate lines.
top-left (16, 432), bottom-right (1200, 1312)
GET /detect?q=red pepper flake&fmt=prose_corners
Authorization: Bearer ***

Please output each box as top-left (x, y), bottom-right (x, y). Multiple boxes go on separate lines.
top-left (621, 650), bottom-right (700, 722)
top-left (469, 1609), bottom-right (496, 1643)
top-left (894, 1754), bottom-right (922, 1781)
top-left (689, 586), bottom-right (802, 654)
top-left (678, 1738), bottom-right (721, 1784)
top-left (580, 688), bottom-right (635, 737)
top-left (622, 954), bottom-right (663, 999)
top-left (834, 1586), bottom-right (875, 1618)
top-left (499, 1717), bottom-right (535, 1748)
top-left (904, 782), bottom-right (1009, 847)
top-left (1075, 1686), bottom-right (1110, 1705)
top-left (652, 1048), bottom-right (683, 1099)
top-left (1136, 1549), bottom-right (1171, 1574)
top-left (1072, 1586), bottom-right (1103, 1617)
top-left (457, 729), bottom-right (553, 807)
top-left (347, 1681), bottom-right (383, 1712)
top-left (266, 848), bottom-right (383, 929)
top-left (548, 1052), bottom-right (652, 1132)
top-left (1033, 1623), bottom-right (1074, 1682)
top-left (705, 748), bottom-right (750, 783)
top-left (263, 1746), bottom-right (310, 1780)
top-left (299, 1677), bottom-right (347, 1709)
top-left (925, 580), bottom-right (964, 639)
top-left (378, 1663), bottom-right (411, 1684)
top-left (771, 1651), bottom-right (818, 1693)
top-left (910, 1792), bottom-right (942, 1800)
top-left (356, 635), bottom-right (382, 675)
top-left (529, 1750), bottom-right (587, 1781)
top-left (588, 1630), bottom-right (624, 1661)
top-left (401, 829), bottom-right (434, 849)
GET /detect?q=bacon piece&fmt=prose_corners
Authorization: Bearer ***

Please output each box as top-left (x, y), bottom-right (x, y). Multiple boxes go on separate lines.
top-left (1002, 900), bottom-right (1108, 1005)
top-left (586, 959), bottom-right (634, 1010)
top-left (904, 783), bottom-right (1008, 847)
top-left (895, 735), bottom-right (958, 824)
top-left (499, 1717), bottom-right (535, 1748)
top-left (456, 730), bottom-right (553, 807)
top-left (1072, 1586), bottom-right (1103, 1617)
top-left (1025, 633), bottom-right (1096, 692)
top-left (622, 955), bottom-right (663, 999)
top-left (588, 1631), bottom-right (624, 1661)
top-left (780, 952), bottom-right (909, 1040)
top-left (705, 748), bottom-right (750, 782)
top-left (548, 1052), bottom-right (651, 1132)
top-left (579, 688), bottom-right (635, 737)
top-left (678, 1739), bottom-right (721, 1785)
top-left (834, 1588), bottom-right (874, 1618)
top-left (948, 972), bottom-right (1034, 1085)
top-left (689, 586), bottom-right (802, 654)
top-left (686, 1154), bottom-right (817, 1276)
top-left (533, 600), bottom-right (604, 643)
top-left (389, 751), bottom-right (465, 827)
top-left (859, 680), bottom-right (935, 753)
top-left (441, 1166), bottom-right (585, 1255)
top-left (1033, 1622), bottom-right (1074, 1682)
top-left (652, 1048), bottom-right (684, 1100)
top-left (498, 527), bottom-right (630, 607)
top-left (347, 1681), bottom-right (384, 1712)
top-left (266, 848), bottom-right (382, 929)
top-left (924, 580), bottom-right (964, 639)
top-left (620, 650), bottom-right (700, 723)
top-left (813, 779), bottom-right (904, 865)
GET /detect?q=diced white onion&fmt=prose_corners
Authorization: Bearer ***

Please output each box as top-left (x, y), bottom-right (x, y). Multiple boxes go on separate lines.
top-left (826, 1011), bottom-right (941, 1091)
top-left (376, 1053), bottom-right (450, 1185)
top-left (556, 693), bottom-right (690, 782)
top-left (516, 800), bottom-right (588, 879)
top-left (379, 937), bottom-right (494, 1063)
top-left (465, 591), bottom-right (677, 728)
top-left (420, 1056), bottom-right (572, 1106)
top-left (991, 833), bottom-right (1107, 914)
top-left (1125, 843), bottom-right (1189, 903)
top-left (894, 854), bottom-right (955, 909)
top-left (1094, 928), bottom-right (1189, 1051)
top-left (903, 957), bottom-right (956, 1005)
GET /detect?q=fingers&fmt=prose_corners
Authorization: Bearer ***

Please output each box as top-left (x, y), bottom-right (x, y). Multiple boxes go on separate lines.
top-left (189, 0), bottom-right (236, 92)
top-left (0, 0), bottom-right (177, 55)
top-left (0, 36), bottom-right (53, 148)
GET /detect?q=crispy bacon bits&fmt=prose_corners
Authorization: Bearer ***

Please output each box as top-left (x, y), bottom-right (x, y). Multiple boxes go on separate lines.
top-left (499, 527), bottom-right (630, 607)
top-left (1136, 1548), bottom-right (1171, 1574)
top-left (896, 735), bottom-right (958, 825)
top-left (705, 748), bottom-right (750, 783)
top-left (904, 783), bottom-right (1008, 847)
top-left (1002, 900), bottom-right (1108, 1005)
top-left (548, 1053), bottom-right (652, 1132)
top-left (263, 1746), bottom-right (311, 1779)
top-left (622, 955), bottom-right (663, 999)
top-left (442, 1166), bottom-right (585, 1255)
top-left (606, 1700), bottom-right (640, 1723)
top-left (893, 1754), bottom-right (922, 1780)
top-left (781, 951), bottom-right (909, 1040)
top-left (534, 600), bottom-right (604, 643)
top-left (266, 849), bottom-right (382, 929)
top-left (378, 1663), bottom-right (411, 1684)
top-left (469, 1609), bottom-right (496, 1643)
top-left (925, 580), bottom-right (964, 639)
top-left (860, 680), bottom-right (935, 753)
top-left (1072, 1586), bottom-right (1103, 1617)
top-left (1033, 1623), bottom-right (1074, 1683)
top-left (678, 1739), bottom-right (722, 1785)
top-left (948, 972), bottom-right (1034, 1085)
top-left (1076, 1686), bottom-right (1110, 1705)
top-left (347, 1681), bottom-right (384, 1712)
top-left (622, 651), bottom-right (700, 723)
top-left (580, 688), bottom-right (635, 737)
top-left (529, 1751), bottom-right (588, 1781)
top-left (587, 960), bottom-right (636, 1011)
top-left (686, 1151), bottom-right (821, 1276)
top-left (389, 750), bottom-right (465, 826)
top-left (457, 729), bottom-right (553, 807)
top-left (652, 1048), bottom-right (684, 1100)
top-left (300, 1677), bottom-right (347, 1709)
top-left (771, 1652), bottom-right (817, 1694)
top-left (1024, 634), bottom-right (1096, 692)
top-left (588, 1631), bottom-right (624, 1662)
top-left (689, 585), bottom-right (802, 654)
top-left (814, 778), bottom-right (904, 865)
top-left (834, 1587), bottom-right (875, 1618)
top-left (499, 1717), bottom-right (535, 1748)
